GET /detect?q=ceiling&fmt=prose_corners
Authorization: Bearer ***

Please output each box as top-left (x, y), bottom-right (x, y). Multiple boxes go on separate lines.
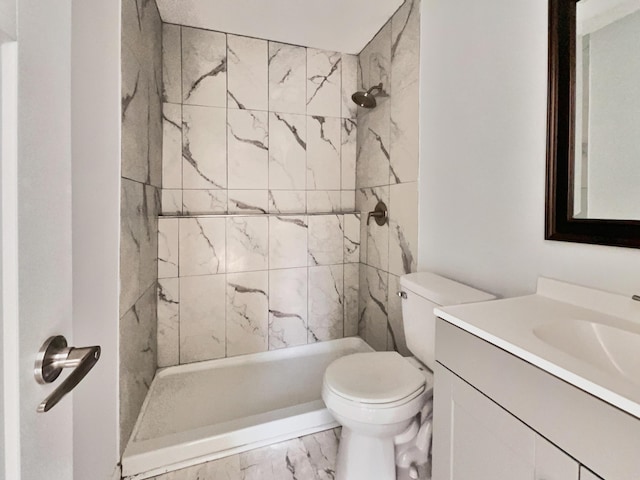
top-left (155, 0), bottom-right (404, 54)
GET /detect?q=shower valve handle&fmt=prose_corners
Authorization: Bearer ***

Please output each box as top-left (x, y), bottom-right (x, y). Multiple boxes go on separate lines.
top-left (367, 200), bottom-right (388, 226)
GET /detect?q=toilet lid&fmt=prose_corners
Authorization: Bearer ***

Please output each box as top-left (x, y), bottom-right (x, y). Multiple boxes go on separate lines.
top-left (324, 352), bottom-right (426, 404)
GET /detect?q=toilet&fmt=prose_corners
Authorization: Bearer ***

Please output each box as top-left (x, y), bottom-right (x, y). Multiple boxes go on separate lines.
top-left (322, 272), bottom-right (495, 480)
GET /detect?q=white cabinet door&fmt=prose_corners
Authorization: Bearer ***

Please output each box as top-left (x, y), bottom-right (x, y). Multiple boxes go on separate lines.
top-left (535, 436), bottom-right (579, 480)
top-left (433, 363), bottom-right (579, 480)
top-left (580, 467), bottom-right (604, 480)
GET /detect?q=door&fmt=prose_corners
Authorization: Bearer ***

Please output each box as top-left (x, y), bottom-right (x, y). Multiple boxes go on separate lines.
top-left (1, 0), bottom-right (75, 478)
top-left (2, 1), bottom-right (121, 479)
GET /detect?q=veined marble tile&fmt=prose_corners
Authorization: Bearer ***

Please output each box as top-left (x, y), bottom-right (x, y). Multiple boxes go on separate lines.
top-left (300, 428), bottom-right (341, 479)
top-left (120, 178), bottom-right (143, 315)
top-left (268, 190), bottom-right (306, 214)
top-left (226, 271), bottom-right (269, 356)
top-left (227, 109), bottom-right (269, 189)
top-left (149, 429), bottom-right (342, 480)
top-left (122, 0), bottom-right (161, 69)
top-left (182, 105), bottom-right (227, 189)
top-left (359, 22), bottom-right (391, 96)
top-left (363, 265), bottom-right (389, 351)
top-left (360, 186), bottom-right (389, 272)
top-left (307, 48), bottom-right (342, 117)
top-left (143, 185), bottom-right (161, 288)
top-left (162, 103), bottom-right (182, 189)
top-left (162, 24), bottom-right (181, 103)
top-left (356, 100), bottom-right (391, 189)
top-left (226, 216), bottom-right (268, 273)
top-left (307, 191), bottom-right (341, 213)
top-left (357, 53), bottom-right (365, 91)
top-left (120, 180), bottom-right (159, 316)
top-left (268, 42), bottom-right (306, 115)
top-left (355, 187), bottom-right (367, 212)
top-left (240, 437), bottom-right (317, 480)
top-left (389, 182), bottom-right (418, 276)
top-left (355, 191), bottom-right (369, 264)
top-left (120, 283), bottom-right (157, 450)
top-left (391, 0), bottom-right (421, 94)
top-left (308, 215), bottom-right (344, 266)
top-left (121, 0), bottom-right (143, 60)
top-left (148, 69), bottom-right (164, 190)
top-left (344, 263), bottom-right (360, 337)
top-left (307, 116), bottom-right (341, 190)
top-left (343, 213), bottom-right (361, 264)
top-left (122, 46), bottom-right (151, 185)
top-left (341, 54), bottom-right (359, 119)
top-left (227, 190), bottom-right (268, 214)
top-left (308, 265), bottom-right (344, 342)
top-left (182, 189), bottom-right (227, 214)
top-left (341, 190), bottom-right (356, 211)
top-left (357, 263), bottom-right (368, 338)
top-left (179, 217), bottom-right (225, 276)
top-left (268, 267), bottom-right (308, 350)
top-left (150, 454), bottom-right (240, 480)
top-left (179, 274), bottom-right (226, 363)
top-left (227, 34), bottom-right (268, 111)
top-left (269, 216), bottom-right (308, 269)
top-left (390, 81), bottom-right (419, 184)
top-left (158, 218), bottom-right (179, 278)
top-left (182, 27), bottom-right (226, 107)
top-left (161, 189), bottom-right (182, 215)
top-left (269, 112), bottom-right (307, 190)
top-left (157, 278), bottom-right (180, 367)
top-left (387, 273), bottom-right (410, 355)
top-left (341, 118), bottom-right (357, 190)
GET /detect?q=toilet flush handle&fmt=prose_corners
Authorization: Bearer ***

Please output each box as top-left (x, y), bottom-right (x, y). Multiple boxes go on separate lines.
top-left (398, 291), bottom-right (407, 299)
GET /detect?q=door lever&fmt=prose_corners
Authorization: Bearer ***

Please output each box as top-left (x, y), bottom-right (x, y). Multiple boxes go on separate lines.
top-left (34, 335), bottom-right (101, 413)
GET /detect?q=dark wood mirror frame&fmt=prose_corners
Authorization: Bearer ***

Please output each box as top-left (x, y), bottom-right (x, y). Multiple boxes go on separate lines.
top-left (546, 0), bottom-right (640, 248)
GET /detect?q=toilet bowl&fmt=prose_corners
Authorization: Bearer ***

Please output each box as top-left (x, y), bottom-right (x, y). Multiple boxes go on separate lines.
top-left (322, 272), bottom-right (495, 480)
top-left (323, 352), bottom-right (432, 480)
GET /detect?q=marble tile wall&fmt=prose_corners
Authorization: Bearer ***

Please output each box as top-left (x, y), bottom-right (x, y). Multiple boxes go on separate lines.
top-left (356, 0), bottom-right (421, 355)
top-left (121, 0), bottom-right (163, 452)
top-left (144, 428), bottom-right (341, 480)
top-left (157, 213), bottom-right (360, 365)
top-left (160, 24), bottom-right (358, 215)
top-left (157, 25), bottom-right (362, 366)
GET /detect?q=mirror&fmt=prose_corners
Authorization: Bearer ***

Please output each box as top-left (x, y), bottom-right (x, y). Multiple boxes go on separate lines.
top-left (546, 0), bottom-right (640, 248)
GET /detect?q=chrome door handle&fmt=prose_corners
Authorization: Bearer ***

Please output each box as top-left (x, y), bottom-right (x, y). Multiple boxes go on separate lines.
top-left (34, 335), bottom-right (101, 413)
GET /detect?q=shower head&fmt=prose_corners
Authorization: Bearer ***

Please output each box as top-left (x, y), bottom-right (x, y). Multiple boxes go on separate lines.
top-left (351, 83), bottom-right (383, 109)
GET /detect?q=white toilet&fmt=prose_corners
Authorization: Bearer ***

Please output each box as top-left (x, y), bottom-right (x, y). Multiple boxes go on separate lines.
top-left (322, 272), bottom-right (495, 480)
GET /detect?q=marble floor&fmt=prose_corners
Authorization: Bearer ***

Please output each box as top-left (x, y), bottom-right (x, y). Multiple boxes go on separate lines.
top-left (148, 428), bottom-right (340, 480)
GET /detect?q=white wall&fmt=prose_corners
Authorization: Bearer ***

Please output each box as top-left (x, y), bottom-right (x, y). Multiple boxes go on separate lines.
top-left (418, 0), bottom-right (640, 299)
top-left (71, 0), bottom-right (121, 478)
top-left (0, 0), bottom-right (15, 42)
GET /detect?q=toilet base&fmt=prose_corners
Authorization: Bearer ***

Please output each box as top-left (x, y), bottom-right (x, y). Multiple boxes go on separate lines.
top-left (336, 426), bottom-right (397, 480)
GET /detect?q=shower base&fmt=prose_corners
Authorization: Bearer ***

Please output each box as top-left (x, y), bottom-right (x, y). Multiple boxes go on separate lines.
top-left (121, 337), bottom-right (372, 479)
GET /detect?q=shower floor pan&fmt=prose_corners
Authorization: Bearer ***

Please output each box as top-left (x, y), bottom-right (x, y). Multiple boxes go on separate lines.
top-left (122, 337), bottom-right (372, 479)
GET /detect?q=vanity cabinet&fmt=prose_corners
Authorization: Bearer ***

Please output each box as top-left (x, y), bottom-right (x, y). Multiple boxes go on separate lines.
top-left (580, 467), bottom-right (604, 480)
top-left (433, 363), bottom-right (578, 480)
top-left (432, 319), bottom-right (640, 480)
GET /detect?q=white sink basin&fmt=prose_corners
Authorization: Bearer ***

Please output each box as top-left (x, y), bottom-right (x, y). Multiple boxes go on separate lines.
top-left (533, 319), bottom-right (640, 385)
top-left (435, 277), bottom-right (640, 418)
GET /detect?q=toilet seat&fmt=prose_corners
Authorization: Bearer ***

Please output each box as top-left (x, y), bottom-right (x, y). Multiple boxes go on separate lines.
top-left (324, 352), bottom-right (427, 406)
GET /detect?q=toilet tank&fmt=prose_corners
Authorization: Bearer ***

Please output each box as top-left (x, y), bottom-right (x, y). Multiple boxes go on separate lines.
top-left (400, 272), bottom-right (495, 370)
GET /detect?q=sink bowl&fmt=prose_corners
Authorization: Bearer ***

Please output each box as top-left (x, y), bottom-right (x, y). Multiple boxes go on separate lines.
top-left (534, 319), bottom-right (640, 385)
